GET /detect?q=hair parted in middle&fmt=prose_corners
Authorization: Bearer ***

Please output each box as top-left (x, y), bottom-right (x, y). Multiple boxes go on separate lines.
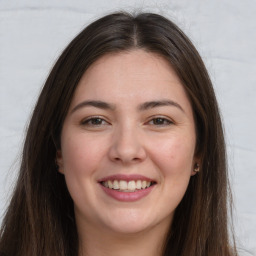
top-left (0, 12), bottom-right (234, 256)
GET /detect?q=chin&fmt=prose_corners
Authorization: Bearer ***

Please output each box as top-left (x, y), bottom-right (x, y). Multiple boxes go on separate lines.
top-left (104, 220), bottom-right (154, 235)
top-left (100, 209), bottom-right (173, 236)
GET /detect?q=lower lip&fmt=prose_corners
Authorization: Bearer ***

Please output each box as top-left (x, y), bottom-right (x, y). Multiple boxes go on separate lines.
top-left (100, 184), bottom-right (155, 202)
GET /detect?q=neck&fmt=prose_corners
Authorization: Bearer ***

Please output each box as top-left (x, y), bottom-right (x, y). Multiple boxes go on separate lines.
top-left (77, 218), bottom-right (171, 256)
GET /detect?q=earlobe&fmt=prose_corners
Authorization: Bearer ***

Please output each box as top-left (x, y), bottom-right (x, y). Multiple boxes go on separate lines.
top-left (191, 161), bottom-right (201, 176)
top-left (56, 150), bottom-right (64, 174)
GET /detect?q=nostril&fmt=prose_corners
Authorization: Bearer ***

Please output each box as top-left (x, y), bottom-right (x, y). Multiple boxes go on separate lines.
top-left (113, 156), bottom-right (143, 163)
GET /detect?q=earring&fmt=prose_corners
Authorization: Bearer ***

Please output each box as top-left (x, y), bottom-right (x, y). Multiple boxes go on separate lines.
top-left (194, 163), bottom-right (200, 173)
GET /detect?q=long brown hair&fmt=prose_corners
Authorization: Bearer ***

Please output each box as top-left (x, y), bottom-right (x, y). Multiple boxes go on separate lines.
top-left (0, 12), bottom-right (236, 256)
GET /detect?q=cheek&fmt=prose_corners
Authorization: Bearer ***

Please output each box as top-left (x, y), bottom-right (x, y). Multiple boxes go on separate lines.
top-left (149, 134), bottom-right (195, 176)
top-left (146, 135), bottom-right (195, 219)
top-left (60, 133), bottom-right (107, 209)
top-left (61, 133), bottom-right (106, 176)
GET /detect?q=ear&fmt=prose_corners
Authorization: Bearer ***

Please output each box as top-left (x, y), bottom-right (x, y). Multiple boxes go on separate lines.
top-left (56, 150), bottom-right (64, 174)
top-left (191, 157), bottom-right (201, 176)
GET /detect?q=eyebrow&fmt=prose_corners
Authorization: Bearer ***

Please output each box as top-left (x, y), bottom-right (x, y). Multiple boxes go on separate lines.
top-left (71, 99), bottom-right (184, 113)
top-left (138, 100), bottom-right (184, 112)
top-left (71, 100), bottom-right (116, 113)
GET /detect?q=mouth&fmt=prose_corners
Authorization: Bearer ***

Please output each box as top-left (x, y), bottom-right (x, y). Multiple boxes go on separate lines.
top-left (100, 180), bottom-right (156, 192)
top-left (98, 175), bottom-right (156, 202)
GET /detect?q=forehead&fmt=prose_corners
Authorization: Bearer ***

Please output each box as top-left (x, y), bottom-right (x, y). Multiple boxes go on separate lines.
top-left (81, 50), bottom-right (180, 87)
top-left (70, 50), bottom-right (192, 112)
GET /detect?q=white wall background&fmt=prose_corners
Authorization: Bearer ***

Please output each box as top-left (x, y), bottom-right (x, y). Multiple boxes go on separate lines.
top-left (0, 1), bottom-right (255, 255)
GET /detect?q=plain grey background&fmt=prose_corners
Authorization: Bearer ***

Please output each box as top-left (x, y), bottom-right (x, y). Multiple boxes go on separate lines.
top-left (0, 1), bottom-right (255, 254)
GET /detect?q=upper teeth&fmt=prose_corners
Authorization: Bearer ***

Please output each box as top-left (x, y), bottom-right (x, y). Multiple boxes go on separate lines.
top-left (102, 180), bottom-right (152, 191)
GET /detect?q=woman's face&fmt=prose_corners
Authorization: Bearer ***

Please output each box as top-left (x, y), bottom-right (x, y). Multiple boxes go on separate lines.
top-left (58, 50), bottom-right (198, 236)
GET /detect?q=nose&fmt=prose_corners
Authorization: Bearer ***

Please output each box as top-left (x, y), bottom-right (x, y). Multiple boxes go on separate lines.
top-left (108, 125), bottom-right (147, 165)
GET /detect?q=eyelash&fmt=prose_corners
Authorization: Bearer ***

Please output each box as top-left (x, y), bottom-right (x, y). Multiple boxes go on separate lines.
top-left (147, 117), bottom-right (173, 126)
top-left (80, 116), bottom-right (173, 127)
top-left (81, 116), bottom-right (109, 127)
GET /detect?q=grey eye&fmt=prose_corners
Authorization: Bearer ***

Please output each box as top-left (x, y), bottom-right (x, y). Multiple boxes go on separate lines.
top-left (82, 117), bottom-right (108, 126)
top-left (150, 118), bottom-right (172, 125)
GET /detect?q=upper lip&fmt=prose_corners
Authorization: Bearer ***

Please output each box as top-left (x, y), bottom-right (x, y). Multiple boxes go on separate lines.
top-left (98, 174), bottom-right (156, 183)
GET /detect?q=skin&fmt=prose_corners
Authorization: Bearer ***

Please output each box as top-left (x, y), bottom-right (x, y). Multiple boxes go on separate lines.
top-left (57, 50), bottom-right (199, 256)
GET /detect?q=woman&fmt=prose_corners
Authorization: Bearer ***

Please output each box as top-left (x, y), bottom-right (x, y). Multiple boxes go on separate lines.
top-left (0, 12), bottom-right (237, 256)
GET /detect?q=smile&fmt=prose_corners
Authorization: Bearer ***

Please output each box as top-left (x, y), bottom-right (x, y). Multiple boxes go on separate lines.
top-left (98, 174), bottom-right (156, 202)
top-left (101, 180), bottom-right (155, 192)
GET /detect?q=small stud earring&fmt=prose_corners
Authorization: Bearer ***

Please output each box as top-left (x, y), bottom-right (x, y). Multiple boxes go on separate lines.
top-left (194, 163), bottom-right (200, 173)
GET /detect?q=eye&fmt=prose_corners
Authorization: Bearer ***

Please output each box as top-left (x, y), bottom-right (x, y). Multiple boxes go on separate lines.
top-left (81, 117), bottom-right (109, 127)
top-left (148, 117), bottom-right (173, 126)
